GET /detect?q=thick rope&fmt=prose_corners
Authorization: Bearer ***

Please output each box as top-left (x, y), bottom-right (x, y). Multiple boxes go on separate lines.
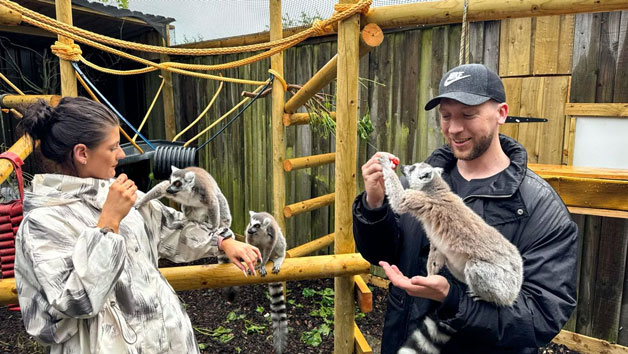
top-left (133, 77), bottom-right (165, 143)
top-left (0, 0), bottom-right (372, 57)
top-left (173, 78), bottom-right (224, 142)
top-left (458, 0), bottom-right (470, 65)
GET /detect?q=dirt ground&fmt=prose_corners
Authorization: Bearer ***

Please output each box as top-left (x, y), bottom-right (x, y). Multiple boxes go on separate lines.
top-left (0, 273), bottom-right (581, 354)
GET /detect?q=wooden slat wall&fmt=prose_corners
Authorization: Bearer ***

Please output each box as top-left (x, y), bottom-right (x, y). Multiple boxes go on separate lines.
top-left (160, 12), bottom-right (628, 347)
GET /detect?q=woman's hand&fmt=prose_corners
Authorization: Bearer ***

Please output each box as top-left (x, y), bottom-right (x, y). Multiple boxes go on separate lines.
top-left (362, 152), bottom-right (398, 208)
top-left (98, 174), bottom-right (138, 232)
top-left (379, 261), bottom-right (450, 302)
top-left (221, 238), bottom-right (262, 276)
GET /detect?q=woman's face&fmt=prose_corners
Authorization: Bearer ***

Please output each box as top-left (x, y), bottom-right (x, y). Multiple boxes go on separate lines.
top-left (77, 125), bottom-right (126, 179)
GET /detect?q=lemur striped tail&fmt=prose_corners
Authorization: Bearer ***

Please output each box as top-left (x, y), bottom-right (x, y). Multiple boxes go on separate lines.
top-left (217, 254), bottom-right (238, 301)
top-left (269, 282), bottom-right (287, 354)
top-left (398, 314), bottom-right (455, 354)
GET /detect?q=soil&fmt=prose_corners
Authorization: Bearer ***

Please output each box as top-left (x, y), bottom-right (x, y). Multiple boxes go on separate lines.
top-left (0, 264), bottom-right (582, 354)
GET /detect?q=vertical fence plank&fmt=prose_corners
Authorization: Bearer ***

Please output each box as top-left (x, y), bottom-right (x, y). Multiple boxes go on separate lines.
top-left (576, 216), bottom-right (602, 336)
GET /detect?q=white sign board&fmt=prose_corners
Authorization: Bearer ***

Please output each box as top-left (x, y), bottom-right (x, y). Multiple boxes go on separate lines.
top-left (573, 117), bottom-right (628, 169)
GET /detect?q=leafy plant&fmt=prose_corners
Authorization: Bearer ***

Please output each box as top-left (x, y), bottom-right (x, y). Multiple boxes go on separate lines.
top-left (242, 319), bottom-right (266, 335)
top-left (194, 326), bottom-right (235, 344)
top-left (300, 323), bottom-right (331, 347)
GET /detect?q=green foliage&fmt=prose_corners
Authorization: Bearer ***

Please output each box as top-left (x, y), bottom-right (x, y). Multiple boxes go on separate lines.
top-left (300, 323), bottom-right (331, 347)
top-left (242, 319), bottom-right (266, 335)
top-left (226, 310), bottom-right (246, 322)
top-left (193, 326), bottom-right (235, 344)
top-left (256, 306), bottom-right (265, 313)
top-left (94, 0), bottom-right (129, 9)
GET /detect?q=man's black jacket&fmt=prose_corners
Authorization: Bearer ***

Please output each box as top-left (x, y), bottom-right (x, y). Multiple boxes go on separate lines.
top-left (353, 135), bottom-right (578, 354)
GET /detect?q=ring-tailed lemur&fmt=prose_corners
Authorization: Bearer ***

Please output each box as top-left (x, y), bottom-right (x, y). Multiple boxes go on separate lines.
top-left (379, 155), bottom-right (524, 354)
top-left (245, 211), bottom-right (287, 354)
top-left (135, 165), bottom-right (236, 298)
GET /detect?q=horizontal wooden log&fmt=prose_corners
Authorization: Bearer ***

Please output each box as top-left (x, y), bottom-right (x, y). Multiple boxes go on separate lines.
top-left (283, 193), bottom-right (335, 218)
top-left (530, 164), bottom-right (628, 181)
top-left (284, 23), bottom-right (383, 114)
top-left (564, 103), bottom-right (628, 117)
top-left (0, 4), bottom-right (21, 26)
top-left (0, 253), bottom-right (371, 305)
top-left (283, 152), bottom-right (336, 171)
top-left (283, 111), bottom-right (337, 126)
top-left (354, 274), bottom-right (372, 313)
top-left (543, 176), bottom-right (628, 212)
top-left (286, 233), bottom-right (335, 258)
top-left (365, 0), bottom-right (628, 29)
top-left (361, 274), bottom-right (390, 289)
top-left (177, 25), bottom-right (311, 50)
top-left (354, 322), bottom-right (373, 354)
top-left (553, 329), bottom-right (628, 354)
top-left (0, 136), bottom-right (33, 185)
top-left (0, 94), bottom-right (62, 108)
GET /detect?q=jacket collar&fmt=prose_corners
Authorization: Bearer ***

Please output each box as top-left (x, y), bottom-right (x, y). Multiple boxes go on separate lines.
top-left (425, 134), bottom-right (528, 199)
top-left (25, 174), bottom-right (113, 212)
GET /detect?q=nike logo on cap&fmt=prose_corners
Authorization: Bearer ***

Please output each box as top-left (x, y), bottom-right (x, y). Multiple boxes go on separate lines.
top-left (444, 71), bottom-right (471, 87)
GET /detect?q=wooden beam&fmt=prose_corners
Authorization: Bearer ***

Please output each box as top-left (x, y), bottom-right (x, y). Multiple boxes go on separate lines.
top-left (176, 25), bottom-right (312, 50)
top-left (0, 94), bottom-right (62, 108)
top-left (270, 0), bottom-right (287, 234)
top-left (365, 0), bottom-right (628, 29)
top-left (335, 1), bottom-right (360, 352)
top-left (284, 193), bottom-right (335, 218)
top-left (568, 207), bottom-right (628, 219)
top-left (0, 136), bottom-right (33, 185)
top-left (361, 274), bottom-right (390, 289)
top-left (354, 275), bottom-right (372, 313)
top-left (543, 176), bottom-right (628, 212)
top-left (55, 0), bottom-right (77, 97)
top-left (354, 322), bottom-right (373, 354)
top-left (284, 23), bottom-right (383, 114)
top-left (283, 112), bottom-right (337, 126)
top-left (553, 329), bottom-right (628, 354)
top-left (530, 164), bottom-right (628, 181)
top-left (0, 4), bottom-right (20, 26)
top-left (283, 152), bottom-right (336, 171)
top-left (286, 233), bottom-right (335, 258)
top-left (0, 253), bottom-right (370, 305)
top-left (0, 24), bottom-right (55, 38)
top-left (564, 103), bottom-right (628, 117)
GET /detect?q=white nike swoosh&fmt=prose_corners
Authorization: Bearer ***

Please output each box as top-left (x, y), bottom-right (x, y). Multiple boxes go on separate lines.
top-left (444, 74), bottom-right (471, 87)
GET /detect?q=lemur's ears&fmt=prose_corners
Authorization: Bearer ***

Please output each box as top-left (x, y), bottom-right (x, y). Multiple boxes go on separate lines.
top-left (184, 171), bottom-right (195, 182)
top-left (433, 167), bottom-right (444, 176)
top-left (171, 165), bottom-right (179, 173)
top-left (249, 210), bottom-right (256, 218)
top-left (262, 218), bottom-right (272, 227)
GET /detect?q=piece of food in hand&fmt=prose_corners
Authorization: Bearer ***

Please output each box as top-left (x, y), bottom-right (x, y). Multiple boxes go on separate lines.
top-left (390, 156), bottom-right (400, 167)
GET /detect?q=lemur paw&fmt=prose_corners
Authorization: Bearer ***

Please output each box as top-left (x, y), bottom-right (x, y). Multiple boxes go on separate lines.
top-left (272, 266), bottom-right (281, 274)
top-left (259, 267), bottom-right (268, 277)
top-left (378, 154), bottom-right (393, 170)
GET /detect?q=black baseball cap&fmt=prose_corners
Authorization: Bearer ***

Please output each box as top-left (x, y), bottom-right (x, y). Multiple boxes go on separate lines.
top-left (424, 64), bottom-right (506, 111)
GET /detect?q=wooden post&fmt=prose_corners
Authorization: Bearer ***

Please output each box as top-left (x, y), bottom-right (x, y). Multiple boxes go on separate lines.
top-left (283, 112), bottom-right (337, 126)
top-left (283, 193), bottom-right (335, 218)
top-left (286, 233), bottom-right (335, 258)
top-left (160, 25), bottom-right (176, 141)
top-left (270, 0), bottom-right (286, 233)
top-left (0, 4), bottom-right (20, 26)
top-left (283, 152), bottom-right (336, 171)
top-left (335, 0), bottom-right (360, 352)
top-left (0, 136), bottom-right (32, 185)
top-left (365, 0), bottom-right (628, 29)
top-left (284, 23), bottom-right (383, 114)
top-left (55, 0), bottom-right (77, 97)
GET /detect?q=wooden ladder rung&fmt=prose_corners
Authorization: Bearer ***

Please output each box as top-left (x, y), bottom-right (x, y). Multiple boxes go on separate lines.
top-left (355, 275), bottom-right (372, 313)
top-left (283, 193), bottom-right (335, 218)
top-left (282, 112), bottom-right (337, 126)
top-left (354, 322), bottom-right (373, 354)
top-left (283, 152), bottom-right (336, 171)
top-left (286, 233), bottom-right (335, 258)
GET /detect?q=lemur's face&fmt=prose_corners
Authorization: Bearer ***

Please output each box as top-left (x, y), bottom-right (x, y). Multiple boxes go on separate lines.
top-left (402, 163), bottom-right (443, 190)
top-left (165, 166), bottom-right (195, 203)
top-left (246, 211), bottom-right (272, 239)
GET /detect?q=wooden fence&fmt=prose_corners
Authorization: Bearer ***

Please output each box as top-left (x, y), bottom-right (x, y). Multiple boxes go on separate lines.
top-left (157, 11), bottom-right (628, 345)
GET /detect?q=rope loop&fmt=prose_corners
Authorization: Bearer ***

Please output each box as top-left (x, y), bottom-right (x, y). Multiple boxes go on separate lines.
top-left (334, 2), bottom-right (370, 15)
top-left (51, 41), bottom-right (82, 62)
top-left (268, 69), bottom-right (287, 92)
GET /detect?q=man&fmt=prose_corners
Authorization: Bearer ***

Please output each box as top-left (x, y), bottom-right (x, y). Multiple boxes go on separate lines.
top-left (353, 63), bottom-right (577, 353)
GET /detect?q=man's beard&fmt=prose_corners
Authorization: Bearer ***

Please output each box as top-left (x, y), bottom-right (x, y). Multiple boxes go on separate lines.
top-left (449, 132), bottom-right (494, 161)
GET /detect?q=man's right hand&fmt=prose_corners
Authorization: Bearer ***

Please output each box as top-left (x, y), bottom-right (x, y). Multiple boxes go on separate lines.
top-left (361, 152), bottom-right (397, 209)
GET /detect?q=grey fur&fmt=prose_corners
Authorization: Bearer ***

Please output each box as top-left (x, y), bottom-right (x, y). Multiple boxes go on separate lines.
top-left (379, 156), bottom-right (524, 354)
top-left (245, 211), bottom-right (287, 354)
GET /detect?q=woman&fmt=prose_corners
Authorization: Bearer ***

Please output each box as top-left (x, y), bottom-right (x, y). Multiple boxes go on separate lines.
top-left (14, 96), bottom-right (261, 353)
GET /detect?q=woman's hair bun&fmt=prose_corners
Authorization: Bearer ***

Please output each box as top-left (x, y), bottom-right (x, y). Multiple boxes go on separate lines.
top-left (20, 99), bottom-right (55, 141)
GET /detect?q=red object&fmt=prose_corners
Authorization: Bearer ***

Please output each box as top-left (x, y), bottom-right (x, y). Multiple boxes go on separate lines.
top-left (1, 262), bottom-right (13, 271)
top-left (0, 255), bottom-right (15, 263)
top-left (391, 157), bottom-right (400, 166)
top-left (0, 248), bottom-right (15, 256)
top-left (2, 269), bottom-right (14, 278)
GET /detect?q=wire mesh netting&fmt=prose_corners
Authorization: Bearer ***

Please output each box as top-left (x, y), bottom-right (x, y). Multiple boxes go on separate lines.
top-left (120, 0), bottom-right (436, 44)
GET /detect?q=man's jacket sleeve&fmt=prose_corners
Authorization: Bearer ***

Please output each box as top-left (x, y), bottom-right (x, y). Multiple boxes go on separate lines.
top-left (352, 191), bottom-right (402, 265)
top-left (436, 191), bottom-right (578, 349)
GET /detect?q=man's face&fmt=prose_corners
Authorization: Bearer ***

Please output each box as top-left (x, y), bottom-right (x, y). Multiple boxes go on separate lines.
top-left (438, 98), bottom-right (508, 161)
